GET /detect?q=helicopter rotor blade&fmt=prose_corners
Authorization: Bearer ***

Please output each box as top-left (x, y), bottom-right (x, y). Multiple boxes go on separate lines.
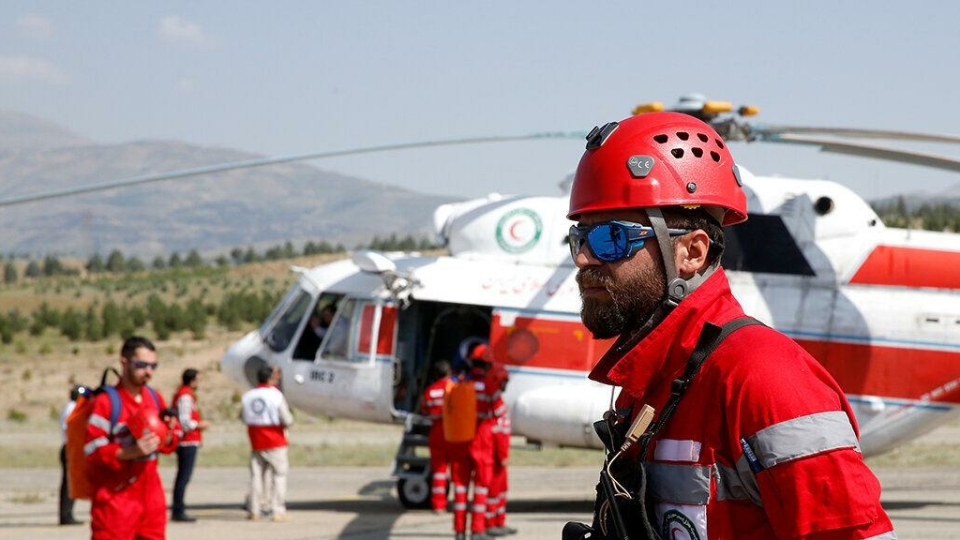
top-left (754, 124), bottom-right (960, 145)
top-left (0, 131), bottom-right (587, 208)
top-left (764, 134), bottom-right (960, 174)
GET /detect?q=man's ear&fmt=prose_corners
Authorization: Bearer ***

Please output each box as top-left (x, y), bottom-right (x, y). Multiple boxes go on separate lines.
top-left (675, 229), bottom-right (711, 277)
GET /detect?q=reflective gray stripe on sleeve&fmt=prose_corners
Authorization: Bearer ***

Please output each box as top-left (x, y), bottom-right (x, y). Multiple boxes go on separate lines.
top-left (745, 411), bottom-right (860, 469)
top-left (88, 413), bottom-right (111, 433)
top-left (864, 532), bottom-right (897, 540)
top-left (715, 462), bottom-right (762, 506)
top-left (84, 436), bottom-right (108, 456)
top-left (645, 462), bottom-right (711, 505)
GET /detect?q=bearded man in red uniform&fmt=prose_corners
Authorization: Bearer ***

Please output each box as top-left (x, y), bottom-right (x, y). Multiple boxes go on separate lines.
top-left (563, 112), bottom-right (896, 539)
top-left (85, 336), bottom-right (179, 540)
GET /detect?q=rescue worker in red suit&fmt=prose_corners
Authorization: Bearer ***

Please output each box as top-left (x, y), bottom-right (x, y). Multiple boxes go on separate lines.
top-left (85, 336), bottom-right (179, 540)
top-left (562, 112), bottom-right (896, 539)
top-left (485, 364), bottom-right (517, 537)
top-left (421, 360), bottom-right (453, 513)
top-left (450, 342), bottom-right (505, 540)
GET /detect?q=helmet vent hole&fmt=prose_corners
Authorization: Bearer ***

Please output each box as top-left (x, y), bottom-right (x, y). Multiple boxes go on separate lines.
top-left (697, 133), bottom-right (709, 143)
top-left (710, 151), bottom-right (720, 162)
top-left (654, 134), bottom-right (668, 144)
top-left (716, 139), bottom-right (725, 149)
top-left (671, 148), bottom-right (685, 158)
top-left (691, 147), bottom-right (704, 158)
top-left (676, 131), bottom-right (689, 141)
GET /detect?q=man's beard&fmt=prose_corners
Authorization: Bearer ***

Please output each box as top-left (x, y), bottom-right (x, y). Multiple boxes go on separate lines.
top-left (577, 260), bottom-right (665, 339)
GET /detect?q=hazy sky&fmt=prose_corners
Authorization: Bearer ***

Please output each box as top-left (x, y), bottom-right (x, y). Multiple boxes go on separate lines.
top-left (2, 1), bottom-right (960, 202)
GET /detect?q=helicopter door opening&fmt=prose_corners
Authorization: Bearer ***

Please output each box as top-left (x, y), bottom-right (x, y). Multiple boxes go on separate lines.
top-left (392, 300), bottom-right (492, 415)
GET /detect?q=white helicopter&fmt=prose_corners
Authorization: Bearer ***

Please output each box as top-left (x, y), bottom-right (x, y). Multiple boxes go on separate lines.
top-left (213, 95), bottom-right (960, 508)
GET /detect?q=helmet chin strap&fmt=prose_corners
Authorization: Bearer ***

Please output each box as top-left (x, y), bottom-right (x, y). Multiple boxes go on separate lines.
top-left (644, 207), bottom-right (713, 309)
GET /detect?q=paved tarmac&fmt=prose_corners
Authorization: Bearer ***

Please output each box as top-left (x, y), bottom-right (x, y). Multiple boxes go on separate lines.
top-left (1, 465), bottom-right (958, 539)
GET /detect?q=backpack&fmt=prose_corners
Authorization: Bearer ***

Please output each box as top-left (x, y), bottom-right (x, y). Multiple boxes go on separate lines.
top-left (442, 377), bottom-right (477, 443)
top-left (65, 368), bottom-right (160, 500)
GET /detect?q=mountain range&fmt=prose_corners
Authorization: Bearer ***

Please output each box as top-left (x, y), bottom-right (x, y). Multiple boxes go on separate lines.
top-left (0, 111), bottom-right (455, 258)
top-left (3, 111), bottom-right (959, 259)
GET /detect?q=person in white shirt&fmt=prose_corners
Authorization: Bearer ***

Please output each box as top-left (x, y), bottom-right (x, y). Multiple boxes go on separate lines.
top-left (241, 365), bottom-right (294, 521)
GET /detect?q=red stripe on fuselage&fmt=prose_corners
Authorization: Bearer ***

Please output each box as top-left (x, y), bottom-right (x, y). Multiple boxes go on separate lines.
top-left (850, 245), bottom-right (960, 289)
top-left (790, 338), bottom-right (960, 404)
top-left (490, 313), bottom-right (613, 372)
top-left (491, 314), bottom-right (960, 404)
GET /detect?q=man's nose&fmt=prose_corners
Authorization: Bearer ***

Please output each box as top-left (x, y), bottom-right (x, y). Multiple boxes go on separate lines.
top-left (573, 241), bottom-right (599, 268)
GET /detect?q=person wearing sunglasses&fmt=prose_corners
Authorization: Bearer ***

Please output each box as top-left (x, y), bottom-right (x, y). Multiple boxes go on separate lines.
top-left (563, 112), bottom-right (894, 540)
top-left (84, 335), bottom-right (180, 540)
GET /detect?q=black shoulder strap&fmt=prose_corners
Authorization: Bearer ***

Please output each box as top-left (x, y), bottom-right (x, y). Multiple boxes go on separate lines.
top-left (639, 317), bottom-right (762, 459)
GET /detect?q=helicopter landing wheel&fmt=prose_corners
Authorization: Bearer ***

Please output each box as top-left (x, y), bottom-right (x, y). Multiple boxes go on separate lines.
top-left (397, 477), bottom-right (431, 509)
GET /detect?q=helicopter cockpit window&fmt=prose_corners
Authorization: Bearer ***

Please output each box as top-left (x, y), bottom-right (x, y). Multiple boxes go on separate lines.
top-left (292, 293), bottom-right (345, 361)
top-left (258, 284), bottom-right (302, 339)
top-left (319, 298), bottom-right (356, 361)
top-left (264, 288), bottom-right (314, 353)
top-left (721, 214), bottom-right (815, 276)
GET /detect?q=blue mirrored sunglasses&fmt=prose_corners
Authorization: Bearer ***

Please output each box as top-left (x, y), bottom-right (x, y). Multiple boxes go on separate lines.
top-left (131, 359), bottom-right (159, 370)
top-left (568, 220), bottom-right (691, 262)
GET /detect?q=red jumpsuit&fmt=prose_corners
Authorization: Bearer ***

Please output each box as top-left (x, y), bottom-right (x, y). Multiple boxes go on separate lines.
top-left (486, 409), bottom-right (511, 529)
top-left (590, 268), bottom-right (896, 539)
top-left (421, 375), bottom-right (452, 512)
top-left (85, 385), bottom-right (178, 540)
top-left (450, 372), bottom-right (505, 535)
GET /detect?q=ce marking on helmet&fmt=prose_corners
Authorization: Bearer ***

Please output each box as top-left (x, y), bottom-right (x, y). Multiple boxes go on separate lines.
top-left (627, 155), bottom-right (655, 178)
top-left (310, 369), bottom-right (335, 384)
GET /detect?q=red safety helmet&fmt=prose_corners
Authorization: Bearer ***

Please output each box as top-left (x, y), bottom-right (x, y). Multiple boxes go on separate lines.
top-left (126, 407), bottom-right (169, 441)
top-left (468, 343), bottom-right (493, 364)
top-left (568, 112), bottom-right (747, 226)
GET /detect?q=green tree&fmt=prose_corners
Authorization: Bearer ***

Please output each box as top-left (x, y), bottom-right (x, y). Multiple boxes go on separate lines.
top-left (169, 252), bottom-right (183, 269)
top-left (85, 305), bottom-right (104, 341)
top-left (5, 308), bottom-right (27, 334)
top-left (185, 250), bottom-right (204, 268)
top-left (102, 300), bottom-right (122, 337)
top-left (185, 298), bottom-right (207, 339)
top-left (86, 253), bottom-right (106, 273)
top-left (152, 256), bottom-right (166, 270)
top-left (59, 308), bottom-right (84, 340)
top-left (106, 250), bottom-right (126, 273)
top-left (30, 302), bottom-right (59, 335)
top-left (126, 257), bottom-right (145, 272)
top-left (3, 262), bottom-right (17, 284)
top-left (0, 315), bottom-right (12, 344)
top-left (42, 255), bottom-right (64, 276)
top-left (24, 260), bottom-right (42, 278)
